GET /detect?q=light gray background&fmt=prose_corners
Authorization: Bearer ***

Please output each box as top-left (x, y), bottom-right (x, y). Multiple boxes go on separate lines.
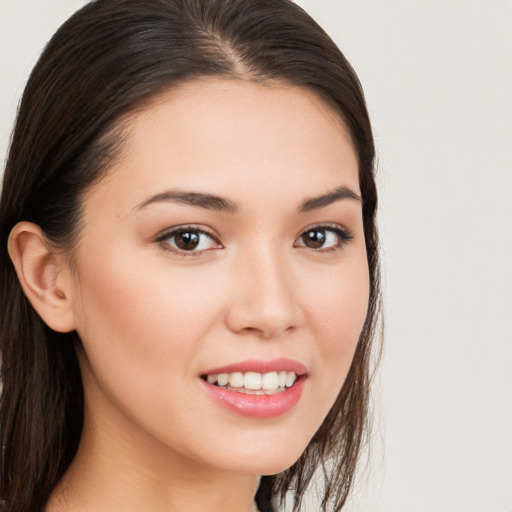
top-left (1, 1), bottom-right (511, 511)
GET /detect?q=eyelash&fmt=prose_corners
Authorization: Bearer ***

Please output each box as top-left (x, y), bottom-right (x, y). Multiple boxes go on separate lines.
top-left (155, 224), bottom-right (220, 257)
top-left (295, 223), bottom-right (354, 253)
top-left (155, 223), bottom-right (354, 257)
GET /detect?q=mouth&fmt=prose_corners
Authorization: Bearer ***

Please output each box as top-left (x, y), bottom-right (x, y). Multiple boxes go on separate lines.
top-left (199, 359), bottom-right (308, 418)
top-left (200, 371), bottom-right (299, 395)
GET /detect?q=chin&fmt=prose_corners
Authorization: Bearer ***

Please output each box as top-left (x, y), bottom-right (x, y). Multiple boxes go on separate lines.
top-left (209, 434), bottom-right (311, 476)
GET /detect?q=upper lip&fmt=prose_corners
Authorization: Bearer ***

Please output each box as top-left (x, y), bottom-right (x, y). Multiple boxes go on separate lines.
top-left (201, 357), bottom-right (308, 376)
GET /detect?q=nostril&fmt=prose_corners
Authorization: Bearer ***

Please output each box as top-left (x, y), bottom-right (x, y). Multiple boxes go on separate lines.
top-left (224, 265), bottom-right (303, 337)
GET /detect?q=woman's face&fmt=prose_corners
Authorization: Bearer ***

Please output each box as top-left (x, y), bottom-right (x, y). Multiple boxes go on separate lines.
top-left (69, 79), bottom-right (369, 476)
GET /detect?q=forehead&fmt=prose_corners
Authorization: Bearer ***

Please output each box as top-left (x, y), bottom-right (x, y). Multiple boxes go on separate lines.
top-left (83, 79), bottom-right (360, 215)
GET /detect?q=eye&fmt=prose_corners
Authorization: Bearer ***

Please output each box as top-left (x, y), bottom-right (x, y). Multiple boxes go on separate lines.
top-left (295, 224), bottom-right (353, 251)
top-left (156, 226), bottom-right (221, 254)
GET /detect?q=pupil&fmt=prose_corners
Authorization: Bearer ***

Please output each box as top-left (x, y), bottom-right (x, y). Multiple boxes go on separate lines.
top-left (304, 229), bottom-right (326, 248)
top-left (176, 231), bottom-right (199, 250)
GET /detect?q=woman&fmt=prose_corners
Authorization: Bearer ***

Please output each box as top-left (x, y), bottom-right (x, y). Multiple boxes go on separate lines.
top-left (0, 1), bottom-right (380, 511)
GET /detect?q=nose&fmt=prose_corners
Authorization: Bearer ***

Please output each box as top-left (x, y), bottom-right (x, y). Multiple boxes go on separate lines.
top-left (225, 246), bottom-right (304, 339)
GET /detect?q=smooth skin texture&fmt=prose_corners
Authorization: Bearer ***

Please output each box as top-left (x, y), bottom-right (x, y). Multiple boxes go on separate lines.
top-left (10, 80), bottom-right (369, 511)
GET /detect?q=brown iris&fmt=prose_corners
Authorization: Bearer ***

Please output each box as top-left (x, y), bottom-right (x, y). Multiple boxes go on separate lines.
top-left (301, 229), bottom-right (326, 249)
top-left (174, 230), bottom-right (200, 250)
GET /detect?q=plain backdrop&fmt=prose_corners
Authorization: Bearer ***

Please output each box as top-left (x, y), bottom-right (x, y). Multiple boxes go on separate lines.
top-left (1, 1), bottom-right (511, 511)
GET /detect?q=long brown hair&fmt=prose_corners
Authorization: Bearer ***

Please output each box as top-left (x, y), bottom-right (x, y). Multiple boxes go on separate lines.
top-left (0, 1), bottom-right (380, 511)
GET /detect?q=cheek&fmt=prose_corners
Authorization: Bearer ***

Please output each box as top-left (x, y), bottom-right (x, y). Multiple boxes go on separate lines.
top-left (76, 240), bottom-right (217, 331)
top-left (309, 255), bottom-right (369, 344)
top-left (302, 255), bottom-right (370, 405)
top-left (70, 247), bottom-right (235, 460)
top-left (71, 247), bottom-right (223, 399)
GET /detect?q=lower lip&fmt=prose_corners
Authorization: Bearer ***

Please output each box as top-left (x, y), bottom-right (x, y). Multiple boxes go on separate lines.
top-left (200, 377), bottom-right (306, 418)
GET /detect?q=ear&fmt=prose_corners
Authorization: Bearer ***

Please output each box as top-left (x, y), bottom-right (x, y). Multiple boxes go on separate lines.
top-left (7, 222), bottom-right (77, 333)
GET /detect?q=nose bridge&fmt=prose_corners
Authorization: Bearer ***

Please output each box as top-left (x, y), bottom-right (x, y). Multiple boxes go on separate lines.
top-left (226, 238), bottom-right (301, 337)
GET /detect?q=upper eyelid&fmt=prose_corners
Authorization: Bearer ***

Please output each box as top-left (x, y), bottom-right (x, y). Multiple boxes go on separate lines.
top-left (155, 224), bottom-right (220, 242)
top-left (297, 222), bottom-right (353, 237)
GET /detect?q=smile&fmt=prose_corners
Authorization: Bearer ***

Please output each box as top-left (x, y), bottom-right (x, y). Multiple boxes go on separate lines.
top-left (199, 358), bottom-right (307, 418)
top-left (202, 371), bottom-right (298, 395)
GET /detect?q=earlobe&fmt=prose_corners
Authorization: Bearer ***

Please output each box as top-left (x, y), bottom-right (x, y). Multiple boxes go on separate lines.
top-left (7, 222), bottom-right (77, 333)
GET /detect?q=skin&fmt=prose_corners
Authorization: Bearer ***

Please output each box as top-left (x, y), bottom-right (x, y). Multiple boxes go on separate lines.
top-left (13, 79), bottom-right (369, 511)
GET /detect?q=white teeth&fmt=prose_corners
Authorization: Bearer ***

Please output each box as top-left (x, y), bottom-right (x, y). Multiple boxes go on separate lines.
top-left (261, 371), bottom-right (279, 390)
top-left (285, 372), bottom-right (296, 387)
top-left (228, 372), bottom-right (244, 388)
top-left (244, 372), bottom-right (262, 390)
top-left (204, 370), bottom-right (299, 393)
top-left (217, 373), bottom-right (229, 386)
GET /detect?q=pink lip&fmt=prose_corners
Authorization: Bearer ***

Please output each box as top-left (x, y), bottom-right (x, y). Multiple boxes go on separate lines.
top-left (202, 357), bottom-right (308, 376)
top-left (199, 358), bottom-right (308, 419)
top-left (200, 376), bottom-right (306, 418)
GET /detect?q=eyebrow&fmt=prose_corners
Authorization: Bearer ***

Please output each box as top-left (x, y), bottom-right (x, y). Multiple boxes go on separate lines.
top-left (135, 186), bottom-right (361, 214)
top-left (136, 190), bottom-right (238, 213)
top-left (297, 186), bottom-right (361, 213)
